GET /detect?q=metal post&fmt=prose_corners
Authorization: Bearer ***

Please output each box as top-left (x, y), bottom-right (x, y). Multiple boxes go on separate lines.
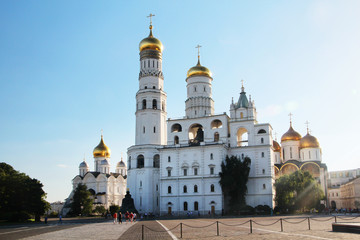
top-left (180, 222), bottom-right (183, 238)
top-left (142, 225), bottom-right (144, 240)
top-left (250, 220), bottom-right (253, 233)
top-left (216, 221), bottom-right (219, 236)
top-left (335, 216), bottom-right (337, 223)
top-left (280, 218), bottom-right (283, 232)
top-left (308, 217), bottom-right (311, 230)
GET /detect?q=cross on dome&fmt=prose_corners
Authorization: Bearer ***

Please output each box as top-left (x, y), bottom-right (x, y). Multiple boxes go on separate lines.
top-left (288, 113), bottom-right (293, 125)
top-left (305, 120), bottom-right (310, 134)
top-left (195, 44), bottom-right (202, 60)
top-left (147, 13), bottom-right (155, 26)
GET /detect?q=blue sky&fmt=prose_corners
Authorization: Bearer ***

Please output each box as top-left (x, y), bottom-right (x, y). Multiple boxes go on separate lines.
top-left (1, 0), bottom-right (359, 202)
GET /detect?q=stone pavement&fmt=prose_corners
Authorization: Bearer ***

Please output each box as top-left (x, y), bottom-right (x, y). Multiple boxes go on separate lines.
top-left (119, 220), bottom-right (173, 240)
top-left (21, 221), bottom-right (135, 240)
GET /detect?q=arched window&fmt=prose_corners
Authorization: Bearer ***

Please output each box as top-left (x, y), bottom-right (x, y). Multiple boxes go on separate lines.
top-left (210, 184), bottom-right (215, 192)
top-left (214, 132), bottom-right (219, 142)
top-left (168, 186), bottom-right (172, 193)
top-left (211, 119), bottom-right (223, 129)
top-left (137, 155), bottom-right (144, 168)
top-left (184, 201), bottom-right (188, 211)
top-left (153, 154), bottom-right (160, 168)
top-left (168, 156), bottom-right (171, 162)
top-left (258, 129), bottom-right (267, 134)
top-left (263, 184), bottom-right (266, 189)
top-left (183, 185), bottom-right (187, 193)
top-left (210, 153), bottom-right (213, 160)
top-left (142, 99), bottom-right (146, 109)
top-left (194, 201), bottom-right (199, 211)
top-left (152, 99), bottom-right (157, 109)
top-left (261, 152), bottom-right (264, 158)
top-left (237, 128), bottom-right (248, 147)
top-left (261, 138), bottom-right (264, 144)
top-left (194, 185), bottom-right (198, 193)
top-left (171, 124), bottom-right (182, 132)
top-left (128, 156), bottom-right (131, 169)
top-left (174, 136), bottom-right (179, 144)
top-left (154, 126), bottom-right (156, 133)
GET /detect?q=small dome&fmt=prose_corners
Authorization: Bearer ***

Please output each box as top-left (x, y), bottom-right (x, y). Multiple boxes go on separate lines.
top-left (100, 159), bottom-right (110, 166)
top-left (139, 26), bottom-right (163, 52)
top-left (93, 135), bottom-right (111, 158)
top-left (79, 161), bottom-right (89, 168)
top-left (300, 133), bottom-right (320, 149)
top-left (273, 140), bottom-right (281, 152)
top-left (281, 125), bottom-right (302, 142)
top-left (187, 60), bottom-right (212, 78)
top-left (117, 160), bottom-right (126, 167)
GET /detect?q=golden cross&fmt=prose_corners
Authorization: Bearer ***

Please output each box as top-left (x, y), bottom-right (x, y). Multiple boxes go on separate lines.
top-left (305, 120), bottom-right (310, 133)
top-left (241, 79), bottom-right (244, 87)
top-left (147, 13), bottom-right (155, 25)
top-left (288, 113), bottom-right (293, 123)
top-left (101, 129), bottom-right (103, 136)
top-left (195, 44), bottom-right (202, 59)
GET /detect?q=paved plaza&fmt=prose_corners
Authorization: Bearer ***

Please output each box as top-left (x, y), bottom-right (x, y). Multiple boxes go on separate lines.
top-left (1, 215), bottom-right (360, 239)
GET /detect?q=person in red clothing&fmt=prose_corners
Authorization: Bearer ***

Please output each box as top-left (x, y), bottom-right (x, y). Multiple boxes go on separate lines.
top-left (130, 212), bottom-right (134, 222)
top-left (113, 212), bottom-right (117, 224)
top-left (125, 211), bottom-right (130, 222)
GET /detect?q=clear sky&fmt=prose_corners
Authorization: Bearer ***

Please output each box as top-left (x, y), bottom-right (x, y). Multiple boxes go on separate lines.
top-left (1, 0), bottom-right (359, 203)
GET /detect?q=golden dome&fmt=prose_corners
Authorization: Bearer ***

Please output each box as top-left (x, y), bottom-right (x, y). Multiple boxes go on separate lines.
top-left (187, 59), bottom-right (212, 78)
top-left (93, 135), bottom-right (111, 158)
top-left (281, 125), bottom-right (302, 142)
top-left (139, 25), bottom-right (163, 52)
top-left (273, 140), bottom-right (281, 152)
top-left (300, 133), bottom-right (320, 149)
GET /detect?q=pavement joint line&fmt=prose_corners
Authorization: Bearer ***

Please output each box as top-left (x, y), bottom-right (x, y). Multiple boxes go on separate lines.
top-left (156, 220), bottom-right (178, 240)
top-left (0, 225), bottom-right (51, 235)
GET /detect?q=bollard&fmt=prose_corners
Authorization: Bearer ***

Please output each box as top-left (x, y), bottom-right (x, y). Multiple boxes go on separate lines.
top-left (250, 219), bottom-right (253, 233)
top-left (335, 216), bottom-right (337, 223)
top-left (308, 217), bottom-right (311, 230)
top-left (280, 218), bottom-right (283, 232)
top-left (216, 221), bottom-right (219, 236)
top-left (142, 225), bottom-right (144, 240)
top-left (180, 222), bottom-right (183, 238)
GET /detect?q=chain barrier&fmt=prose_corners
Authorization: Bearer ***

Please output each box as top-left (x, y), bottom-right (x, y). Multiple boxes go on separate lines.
top-left (218, 220), bottom-right (250, 226)
top-left (182, 221), bottom-right (216, 228)
top-left (310, 217), bottom-right (334, 222)
top-left (144, 223), bottom-right (180, 232)
top-left (283, 218), bottom-right (308, 224)
top-left (336, 215), bottom-right (359, 220)
top-left (252, 219), bottom-right (280, 226)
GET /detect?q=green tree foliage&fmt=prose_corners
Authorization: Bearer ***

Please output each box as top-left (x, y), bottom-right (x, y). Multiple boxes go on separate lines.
top-left (219, 155), bottom-right (251, 212)
top-left (93, 205), bottom-right (106, 215)
top-left (109, 204), bottom-right (121, 215)
top-left (69, 183), bottom-right (93, 216)
top-left (275, 170), bottom-right (324, 213)
top-left (0, 162), bottom-right (50, 222)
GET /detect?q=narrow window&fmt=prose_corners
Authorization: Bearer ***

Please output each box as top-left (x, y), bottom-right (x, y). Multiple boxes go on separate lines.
top-left (157, 61), bottom-right (158, 68)
top-left (168, 156), bottom-right (171, 162)
top-left (210, 167), bottom-right (214, 175)
top-left (194, 86), bottom-right (197, 92)
top-left (140, 181), bottom-right (142, 187)
top-left (143, 127), bottom-right (145, 133)
top-left (194, 168), bottom-right (198, 176)
top-left (263, 184), bottom-right (266, 189)
top-left (194, 185), bottom-right (198, 193)
top-left (145, 86), bottom-right (147, 89)
top-left (184, 202), bottom-right (188, 211)
top-left (156, 184), bottom-right (158, 191)
top-left (174, 136), bottom-right (179, 144)
top-left (204, 86), bottom-right (206, 92)
top-left (290, 147), bottom-right (293, 159)
top-left (140, 196), bottom-right (142, 206)
top-left (142, 99), bottom-right (146, 109)
top-left (168, 186), bottom-right (171, 193)
top-left (195, 110), bottom-right (197, 115)
top-left (153, 60), bottom-right (154, 68)
top-left (152, 99), bottom-right (157, 109)
top-left (153, 126), bottom-right (156, 133)
top-left (262, 169), bottom-right (265, 174)
top-left (183, 185), bottom-right (187, 193)
top-left (168, 170), bottom-right (171, 177)
top-left (261, 138), bottom-right (264, 144)
top-left (214, 132), bottom-right (219, 142)
top-left (194, 201), bottom-right (199, 211)
top-left (210, 184), bottom-right (215, 192)
top-left (148, 60), bottom-right (150, 67)
top-left (261, 152), bottom-right (264, 158)
top-left (210, 153), bottom-right (213, 160)
top-left (184, 169), bottom-right (187, 176)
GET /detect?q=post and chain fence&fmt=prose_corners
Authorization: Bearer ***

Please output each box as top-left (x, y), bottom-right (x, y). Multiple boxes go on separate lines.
top-left (139, 214), bottom-right (360, 239)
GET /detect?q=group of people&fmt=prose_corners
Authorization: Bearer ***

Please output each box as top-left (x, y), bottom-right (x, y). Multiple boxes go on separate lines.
top-left (113, 211), bottom-right (137, 224)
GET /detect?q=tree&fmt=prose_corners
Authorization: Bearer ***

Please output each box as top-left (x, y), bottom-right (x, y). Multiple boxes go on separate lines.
top-left (0, 162), bottom-right (50, 222)
top-left (93, 205), bottom-right (106, 215)
top-left (275, 170), bottom-right (324, 213)
top-left (109, 204), bottom-right (121, 215)
top-left (219, 155), bottom-right (251, 213)
top-left (69, 183), bottom-right (93, 216)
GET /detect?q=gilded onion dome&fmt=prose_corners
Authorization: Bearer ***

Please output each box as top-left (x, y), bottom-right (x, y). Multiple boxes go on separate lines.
top-left (273, 140), bottom-right (281, 152)
top-left (281, 124), bottom-right (302, 142)
top-left (300, 133), bottom-right (320, 149)
top-left (93, 135), bottom-right (111, 158)
top-left (139, 25), bottom-right (163, 52)
top-left (187, 59), bottom-right (212, 78)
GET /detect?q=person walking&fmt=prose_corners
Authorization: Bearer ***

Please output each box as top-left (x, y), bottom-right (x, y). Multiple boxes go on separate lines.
top-left (58, 214), bottom-right (62, 224)
top-left (130, 212), bottom-right (134, 223)
top-left (118, 212), bottom-right (122, 224)
top-left (113, 212), bottom-right (118, 224)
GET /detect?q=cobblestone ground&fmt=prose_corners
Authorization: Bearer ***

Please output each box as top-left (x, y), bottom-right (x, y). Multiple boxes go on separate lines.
top-left (21, 221), bottom-right (134, 240)
top-left (118, 220), bottom-right (173, 240)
